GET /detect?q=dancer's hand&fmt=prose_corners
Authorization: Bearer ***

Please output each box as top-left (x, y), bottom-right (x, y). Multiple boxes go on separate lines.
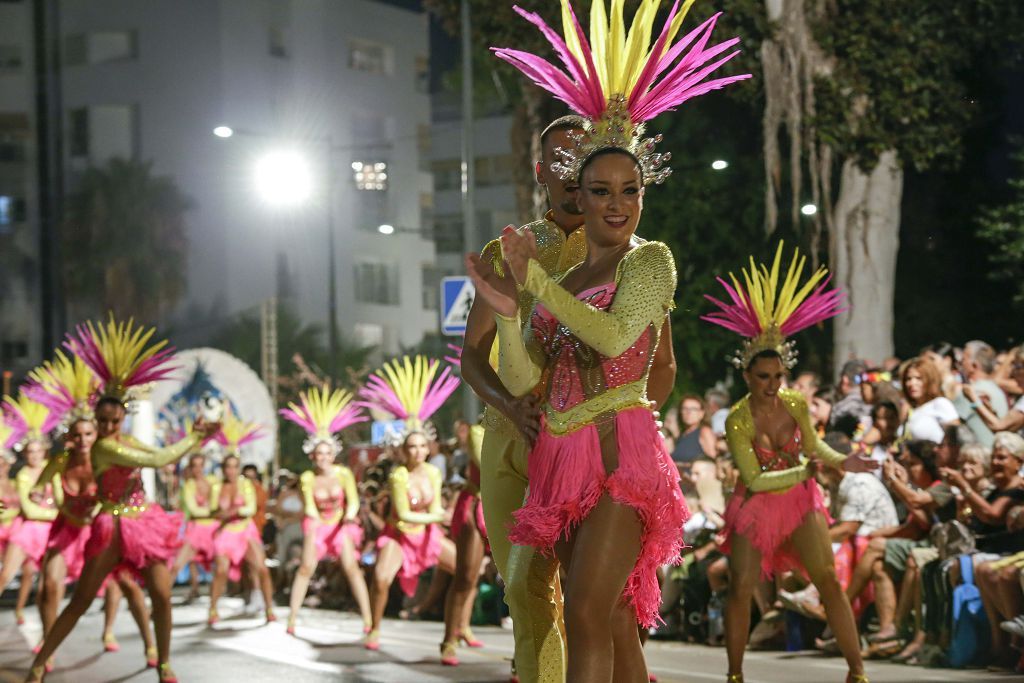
top-left (499, 225), bottom-right (539, 285)
top-left (194, 418), bottom-right (221, 438)
top-left (502, 394), bottom-right (541, 446)
top-left (841, 452), bottom-right (880, 474)
top-left (465, 252), bottom-right (517, 318)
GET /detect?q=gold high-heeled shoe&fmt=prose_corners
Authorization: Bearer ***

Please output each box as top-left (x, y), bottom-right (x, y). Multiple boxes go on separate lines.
top-left (846, 675), bottom-right (869, 683)
top-left (726, 675), bottom-right (744, 683)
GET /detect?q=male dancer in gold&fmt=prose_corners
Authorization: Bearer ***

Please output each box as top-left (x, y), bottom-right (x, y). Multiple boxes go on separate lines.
top-left (462, 116), bottom-right (677, 682)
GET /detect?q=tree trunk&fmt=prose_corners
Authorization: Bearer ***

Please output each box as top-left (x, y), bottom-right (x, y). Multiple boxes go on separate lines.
top-left (831, 150), bottom-right (902, 368)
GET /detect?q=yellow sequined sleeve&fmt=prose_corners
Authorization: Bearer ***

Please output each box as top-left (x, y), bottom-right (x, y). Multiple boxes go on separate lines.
top-left (520, 241), bottom-right (676, 358)
top-left (389, 466), bottom-right (444, 526)
top-left (339, 466), bottom-right (360, 522)
top-left (300, 470), bottom-right (319, 520)
top-left (237, 479), bottom-right (257, 518)
top-left (726, 401), bottom-right (810, 493)
top-left (32, 453), bottom-right (65, 494)
top-left (16, 466), bottom-right (60, 521)
top-left (785, 389), bottom-right (847, 469)
top-left (93, 432), bottom-right (201, 471)
top-left (494, 311), bottom-right (543, 397)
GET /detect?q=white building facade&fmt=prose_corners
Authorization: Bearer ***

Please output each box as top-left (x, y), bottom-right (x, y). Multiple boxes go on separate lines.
top-left (56, 0), bottom-right (436, 354)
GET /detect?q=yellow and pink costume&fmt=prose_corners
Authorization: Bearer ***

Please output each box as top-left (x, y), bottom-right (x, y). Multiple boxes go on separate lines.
top-left (180, 474), bottom-right (218, 571)
top-left (210, 476), bottom-right (260, 582)
top-left (300, 466), bottom-right (364, 561)
top-left (494, 241), bottom-right (688, 627)
top-left (10, 460), bottom-right (62, 570)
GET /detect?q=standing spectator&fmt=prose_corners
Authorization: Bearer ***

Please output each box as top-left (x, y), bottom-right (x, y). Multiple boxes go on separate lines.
top-left (966, 344), bottom-right (1024, 436)
top-left (670, 395), bottom-right (717, 468)
top-left (922, 342), bottom-right (960, 399)
top-left (902, 358), bottom-right (960, 443)
top-left (449, 419), bottom-right (471, 483)
top-left (955, 340), bottom-right (1010, 447)
top-left (793, 371), bottom-right (821, 405)
top-left (705, 388), bottom-right (731, 441)
top-left (243, 464), bottom-right (269, 535)
top-left (830, 360), bottom-right (871, 431)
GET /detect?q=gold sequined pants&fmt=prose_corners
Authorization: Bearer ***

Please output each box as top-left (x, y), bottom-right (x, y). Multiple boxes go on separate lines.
top-left (480, 429), bottom-right (565, 683)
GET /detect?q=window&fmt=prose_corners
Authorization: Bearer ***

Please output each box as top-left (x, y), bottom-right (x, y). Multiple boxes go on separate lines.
top-left (350, 113), bottom-right (390, 146)
top-left (415, 55), bottom-right (429, 93)
top-left (354, 261), bottom-right (399, 305)
top-left (432, 214), bottom-right (463, 254)
top-left (421, 265), bottom-right (444, 310)
top-left (268, 26), bottom-right (288, 58)
top-left (0, 340), bottom-right (29, 362)
top-left (351, 161), bottom-right (388, 191)
top-left (68, 105), bottom-right (137, 162)
top-left (0, 195), bottom-right (26, 226)
top-left (0, 137), bottom-right (25, 163)
top-left (349, 39), bottom-right (391, 75)
top-left (432, 159), bottom-right (461, 192)
top-left (0, 45), bottom-right (22, 70)
top-left (476, 155), bottom-right (514, 187)
top-left (64, 31), bottom-right (137, 66)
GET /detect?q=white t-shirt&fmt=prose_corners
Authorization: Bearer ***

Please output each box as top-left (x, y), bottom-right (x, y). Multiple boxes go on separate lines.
top-left (1014, 395), bottom-right (1024, 414)
top-left (836, 473), bottom-right (900, 536)
top-left (904, 397), bottom-right (959, 443)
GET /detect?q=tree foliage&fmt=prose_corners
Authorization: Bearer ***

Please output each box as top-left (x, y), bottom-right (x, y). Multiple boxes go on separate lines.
top-left (977, 144), bottom-right (1024, 308)
top-left (62, 158), bottom-right (191, 323)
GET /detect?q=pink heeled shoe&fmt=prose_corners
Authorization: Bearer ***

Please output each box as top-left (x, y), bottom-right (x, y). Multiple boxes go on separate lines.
top-left (458, 628), bottom-right (484, 648)
top-left (102, 633), bottom-right (120, 653)
top-left (364, 629), bottom-right (380, 651)
top-left (440, 641), bottom-right (459, 666)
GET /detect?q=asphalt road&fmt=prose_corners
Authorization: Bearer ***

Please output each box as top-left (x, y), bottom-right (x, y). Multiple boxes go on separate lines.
top-left (0, 596), bottom-right (1013, 682)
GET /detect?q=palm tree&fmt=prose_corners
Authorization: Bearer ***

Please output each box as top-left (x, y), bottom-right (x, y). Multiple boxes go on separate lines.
top-left (62, 157), bottom-right (191, 324)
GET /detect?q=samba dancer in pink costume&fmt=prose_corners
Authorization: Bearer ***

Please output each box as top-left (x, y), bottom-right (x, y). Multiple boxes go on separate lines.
top-left (26, 318), bottom-right (219, 683)
top-left (170, 452), bottom-right (218, 602)
top-left (0, 395), bottom-right (60, 621)
top-left (206, 413), bottom-right (276, 626)
top-left (27, 352), bottom-right (157, 671)
top-left (281, 385), bottom-right (372, 635)
top-left (359, 356), bottom-right (460, 651)
top-left (702, 245), bottom-right (876, 683)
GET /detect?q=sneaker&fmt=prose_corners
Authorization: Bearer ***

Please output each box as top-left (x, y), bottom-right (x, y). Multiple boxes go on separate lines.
top-left (1000, 617), bottom-right (1024, 639)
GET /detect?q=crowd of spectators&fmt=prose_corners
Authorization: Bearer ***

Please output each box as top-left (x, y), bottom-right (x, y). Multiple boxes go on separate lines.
top-left (659, 340), bottom-right (1024, 673)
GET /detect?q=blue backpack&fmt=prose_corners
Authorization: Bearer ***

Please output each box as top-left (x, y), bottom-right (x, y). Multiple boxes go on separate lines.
top-left (947, 554), bottom-right (990, 667)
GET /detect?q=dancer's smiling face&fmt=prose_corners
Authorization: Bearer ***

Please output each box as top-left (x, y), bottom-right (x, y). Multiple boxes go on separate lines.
top-left (68, 420), bottom-right (98, 456)
top-left (223, 455), bottom-right (240, 481)
top-left (95, 401), bottom-right (126, 439)
top-left (23, 440), bottom-right (46, 467)
top-left (576, 150), bottom-right (644, 248)
top-left (311, 442), bottom-right (335, 471)
top-left (402, 432), bottom-right (430, 469)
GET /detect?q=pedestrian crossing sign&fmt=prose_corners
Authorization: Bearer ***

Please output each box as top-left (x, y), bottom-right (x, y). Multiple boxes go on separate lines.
top-left (440, 276), bottom-right (475, 336)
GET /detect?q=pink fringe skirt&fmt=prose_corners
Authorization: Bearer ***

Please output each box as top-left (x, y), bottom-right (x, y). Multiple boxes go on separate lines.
top-left (213, 520), bottom-right (261, 582)
top-left (509, 406), bottom-right (688, 628)
top-left (450, 490), bottom-right (487, 545)
top-left (47, 518), bottom-right (93, 581)
top-left (377, 523), bottom-right (443, 597)
top-left (10, 519), bottom-right (54, 569)
top-left (720, 478), bottom-right (830, 579)
top-left (183, 519), bottom-right (218, 570)
top-left (303, 517), bottom-right (365, 563)
top-left (86, 505), bottom-right (183, 577)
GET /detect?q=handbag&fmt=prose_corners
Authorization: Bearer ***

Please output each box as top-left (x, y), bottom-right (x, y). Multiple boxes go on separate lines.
top-left (930, 519), bottom-right (976, 560)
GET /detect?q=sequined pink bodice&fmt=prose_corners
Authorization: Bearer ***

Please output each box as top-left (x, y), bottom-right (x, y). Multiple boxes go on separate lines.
top-left (62, 478), bottom-right (99, 521)
top-left (531, 284), bottom-right (654, 413)
top-left (98, 465), bottom-right (146, 509)
top-left (752, 429), bottom-right (802, 473)
top-left (314, 486), bottom-right (343, 517)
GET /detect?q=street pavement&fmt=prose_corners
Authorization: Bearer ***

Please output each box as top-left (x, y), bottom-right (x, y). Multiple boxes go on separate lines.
top-left (0, 596), bottom-right (1015, 682)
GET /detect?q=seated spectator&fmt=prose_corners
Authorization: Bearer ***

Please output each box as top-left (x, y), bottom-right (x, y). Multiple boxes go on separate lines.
top-left (921, 342), bottom-right (960, 399)
top-left (793, 370), bottom-right (821, 406)
top-left (954, 340), bottom-right (1010, 448)
top-left (956, 443), bottom-right (994, 521)
top-left (948, 432), bottom-right (1024, 668)
top-left (670, 395), bottom-right (717, 469)
top-left (860, 401), bottom-right (901, 475)
top-left (704, 388), bottom-right (731, 449)
top-left (830, 359), bottom-right (871, 431)
top-left (965, 344), bottom-right (1024, 436)
top-left (902, 357), bottom-right (960, 443)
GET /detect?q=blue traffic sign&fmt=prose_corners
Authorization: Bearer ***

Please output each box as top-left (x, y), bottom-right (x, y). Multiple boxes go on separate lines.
top-left (440, 276), bottom-right (475, 336)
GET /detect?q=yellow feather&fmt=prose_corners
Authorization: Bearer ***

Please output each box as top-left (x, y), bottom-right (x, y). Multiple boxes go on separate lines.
top-left (589, 0), bottom-right (609, 89)
top-left (608, 0), bottom-right (626, 93)
top-left (562, 0), bottom-right (586, 75)
top-left (3, 393), bottom-right (50, 435)
top-left (621, 0), bottom-right (659, 95)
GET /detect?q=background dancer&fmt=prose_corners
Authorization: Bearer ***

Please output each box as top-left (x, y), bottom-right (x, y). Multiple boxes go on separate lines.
top-left (207, 415), bottom-right (275, 626)
top-left (702, 245), bottom-right (877, 683)
top-left (280, 385), bottom-right (371, 635)
top-left (26, 318), bottom-right (218, 683)
top-left (358, 355), bottom-right (460, 652)
top-left (171, 452), bottom-right (217, 602)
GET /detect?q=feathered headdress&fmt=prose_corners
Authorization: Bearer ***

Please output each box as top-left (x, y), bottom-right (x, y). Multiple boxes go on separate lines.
top-left (359, 356), bottom-right (460, 436)
top-left (3, 392), bottom-right (59, 451)
top-left (701, 242), bottom-right (847, 369)
top-left (64, 316), bottom-right (178, 403)
top-left (492, 0), bottom-right (750, 184)
top-left (213, 407), bottom-right (266, 458)
top-left (26, 350), bottom-right (101, 430)
top-left (280, 386), bottom-right (367, 455)
top-left (0, 414), bottom-right (16, 459)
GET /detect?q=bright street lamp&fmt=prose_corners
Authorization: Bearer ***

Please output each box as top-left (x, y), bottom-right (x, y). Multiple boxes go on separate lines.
top-left (378, 223), bottom-right (395, 235)
top-left (711, 159), bottom-right (729, 171)
top-left (254, 150), bottom-right (313, 206)
top-left (801, 203), bottom-right (818, 216)
top-left (213, 126), bottom-right (234, 138)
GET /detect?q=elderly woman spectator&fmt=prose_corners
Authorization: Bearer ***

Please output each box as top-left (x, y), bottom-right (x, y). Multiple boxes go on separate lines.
top-left (902, 358), bottom-right (960, 444)
top-left (965, 345), bottom-right (1024, 437)
top-left (948, 432), bottom-right (1024, 669)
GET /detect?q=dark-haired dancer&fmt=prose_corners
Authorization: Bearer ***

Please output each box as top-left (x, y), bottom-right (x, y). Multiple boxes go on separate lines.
top-left (702, 245), bottom-right (877, 683)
